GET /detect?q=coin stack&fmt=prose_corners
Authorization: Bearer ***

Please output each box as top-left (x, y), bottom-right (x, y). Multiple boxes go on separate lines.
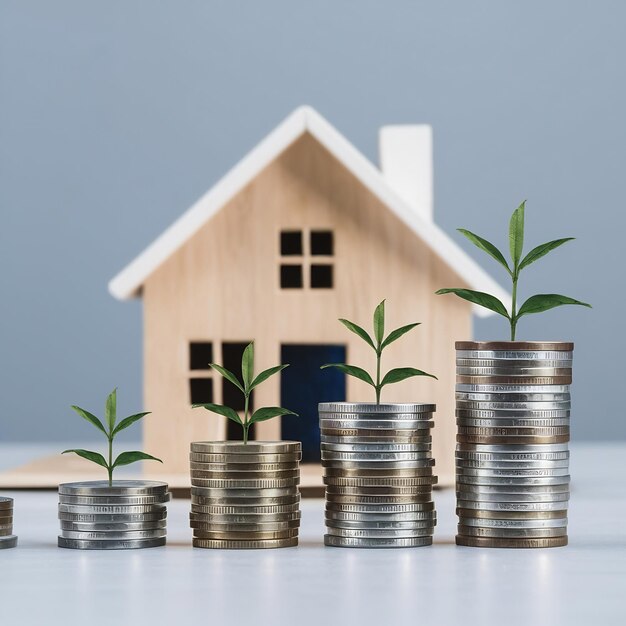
top-left (58, 480), bottom-right (170, 549)
top-left (319, 402), bottom-right (437, 548)
top-left (455, 341), bottom-right (572, 548)
top-left (0, 497), bottom-right (17, 549)
top-left (189, 441), bottom-right (301, 549)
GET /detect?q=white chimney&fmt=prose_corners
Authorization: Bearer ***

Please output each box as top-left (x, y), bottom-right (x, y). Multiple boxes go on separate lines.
top-left (379, 125), bottom-right (433, 221)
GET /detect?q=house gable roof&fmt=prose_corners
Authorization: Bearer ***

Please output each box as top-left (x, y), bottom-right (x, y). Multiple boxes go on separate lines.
top-left (109, 106), bottom-right (509, 317)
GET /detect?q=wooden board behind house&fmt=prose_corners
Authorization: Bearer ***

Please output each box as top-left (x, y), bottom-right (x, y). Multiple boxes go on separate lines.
top-left (142, 133), bottom-right (471, 484)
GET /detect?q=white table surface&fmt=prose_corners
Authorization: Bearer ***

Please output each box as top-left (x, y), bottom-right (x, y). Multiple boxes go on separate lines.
top-left (0, 443), bottom-right (624, 626)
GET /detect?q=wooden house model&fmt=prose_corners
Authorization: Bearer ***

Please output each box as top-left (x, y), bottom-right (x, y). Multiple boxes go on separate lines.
top-left (109, 106), bottom-right (508, 485)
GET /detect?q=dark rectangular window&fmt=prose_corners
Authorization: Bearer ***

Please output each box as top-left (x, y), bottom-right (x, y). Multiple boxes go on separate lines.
top-left (310, 230), bottom-right (333, 256)
top-left (310, 264), bottom-right (333, 288)
top-left (280, 231), bottom-right (303, 256)
top-left (189, 342), bottom-right (213, 370)
top-left (190, 378), bottom-right (213, 404)
top-left (280, 264), bottom-right (303, 288)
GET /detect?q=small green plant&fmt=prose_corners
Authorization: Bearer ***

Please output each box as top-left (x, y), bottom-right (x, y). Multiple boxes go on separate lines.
top-left (63, 389), bottom-right (161, 486)
top-left (436, 201), bottom-right (591, 340)
top-left (321, 300), bottom-right (437, 404)
top-left (193, 342), bottom-right (298, 444)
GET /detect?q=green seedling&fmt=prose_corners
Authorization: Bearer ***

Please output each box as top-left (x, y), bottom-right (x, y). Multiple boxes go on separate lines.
top-left (63, 389), bottom-right (161, 486)
top-left (321, 300), bottom-right (437, 404)
top-left (436, 201), bottom-right (591, 340)
top-left (193, 341), bottom-right (298, 444)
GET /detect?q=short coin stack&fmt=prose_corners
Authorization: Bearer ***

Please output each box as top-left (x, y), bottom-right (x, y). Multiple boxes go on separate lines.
top-left (58, 480), bottom-right (170, 549)
top-left (190, 441), bottom-right (301, 549)
top-left (0, 497), bottom-right (17, 549)
top-left (320, 402), bottom-right (437, 548)
top-left (455, 341), bottom-right (572, 548)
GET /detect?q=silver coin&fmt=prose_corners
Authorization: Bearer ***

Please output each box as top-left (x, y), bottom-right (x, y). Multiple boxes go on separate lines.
top-left (456, 400), bottom-right (571, 411)
top-left (58, 511), bottom-right (167, 523)
top-left (320, 411), bottom-right (434, 422)
top-left (458, 516), bottom-right (567, 529)
top-left (60, 520), bottom-right (167, 532)
top-left (456, 409), bottom-right (570, 419)
top-left (456, 384), bottom-right (571, 394)
top-left (325, 502), bottom-right (435, 513)
top-left (58, 536), bottom-right (166, 550)
top-left (0, 535), bottom-right (18, 549)
top-left (321, 428), bottom-right (433, 440)
top-left (454, 482), bottom-right (570, 494)
top-left (190, 441), bottom-right (301, 454)
top-left (321, 434), bottom-right (432, 445)
top-left (456, 366), bottom-right (571, 376)
top-left (325, 510), bottom-right (435, 522)
top-left (456, 500), bottom-right (569, 512)
top-left (58, 480), bottom-right (168, 496)
top-left (190, 487), bottom-right (299, 498)
top-left (190, 520), bottom-right (301, 532)
top-left (321, 442), bottom-right (433, 453)
top-left (456, 359), bottom-right (573, 368)
top-left (189, 462), bottom-right (300, 472)
top-left (58, 494), bottom-right (171, 506)
top-left (324, 535), bottom-right (432, 548)
top-left (455, 451), bottom-right (569, 463)
top-left (455, 457), bottom-right (569, 469)
top-left (456, 491), bottom-right (569, 503)
top-left (325, 485), bottom-right (435, 496)
top-left (189, 452), bottom-right (301, 464)
top-left (457, 525), bottom-right (567, 538)
top-left (190, 511), bottom-right (301, 523)
top-left (455, 350), bottom-right (573, 360)
top-left (325, 493), bottom-right (434, 505)
top-left (319, 402), bottom-right (436, 414)
top-left (190, 493), bottom-right (300, 506)
top-left (456, 474), bottom-right (570, 486)
top-left (456, 392), bottom-right (570, 402)
top-left (189, 469), bottom-right (300, 481)
top-left (457, 443), bottom-right (569, 453)
top-left (191, 477), bottom-right (300, 489)
top-left (322, 461), bottom-right (436, 470)
top-left (325, 519), bottom-right (435, 531)
top-left (456, 467), bottom-right (570, 478)
top-left (320, 419), bottom-right (434, 430)
top-left (60, 529), bottom-right (167, 540)
top-left (326, 527), bottom-right (435, 538)
top-left (321, 451), bottom-right (435, 462)
top-left (456, 418), bottom-right (570, 428)
top-left (190, 503), bottom-right (300, 516)
top-left (58, 503), bottom-right (167, 515)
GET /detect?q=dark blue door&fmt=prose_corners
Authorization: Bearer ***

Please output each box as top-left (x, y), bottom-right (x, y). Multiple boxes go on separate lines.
top-left (281, 344), bottom-right (346, 462)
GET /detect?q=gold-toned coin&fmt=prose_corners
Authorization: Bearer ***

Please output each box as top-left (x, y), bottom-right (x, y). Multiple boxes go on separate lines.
top-left (192, 537), bottom-right (298, 549)
top-left (190, 442), bottom-right (300, 454)
top-left (320, 428), bottom-right (432, 441)
top-left (189, 452), bottom-right (301, 464)
top-left (189, 470), bottom-right (299, 480)
top-left (456, 535), bottom-right (567, 548)
top-left (189, 462), bottom-right (300, 472)
top-left (457, 525), bottom-right (567, 538)
top-left (192, 529), bottom-right (299, 540)
top-left (191, 477), bottom-right (300, 489)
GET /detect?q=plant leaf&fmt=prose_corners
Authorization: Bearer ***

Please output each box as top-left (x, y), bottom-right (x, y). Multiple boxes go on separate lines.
top-left (458, 228), bottom-right (512, 276)
top-left (112, 451), bottom-right (162, 469)
top-left (516, 294), bottom-right (592, 319)
top-left (249, 407), bottom-right (298, 424)
top-left (373, 300), bottom-right (385, 347)
top-left (339, 319), bottom-right (376, 350)
top-left (321, 363), bottom-right (375, 387)
top-left (70, 405), bottom-right (107, 436)
top-left (112, 412), bottom-right (151, 437)
top-left (519, 238), bottom-right (575, 271)
top-left (241, 342), bottom-right (255, 391)
top-left (62, 449), bottom-right (109, 469)
top-left (105, 388), bottom-right (117, 433)
top-left (192, 402), bottom-right (243, 425)
top-left (211, 364), bottom-right (244, 393)
top-left (251, 364), bottom-right (289, 390)
top-left (381, 323), bottom-right (420, 350)
top-left (436, 288), bottom-right (510, 318)
top-left (381, 367), bottom-right (438, 387)
top-left (509, 201), bottom-right (526, 269)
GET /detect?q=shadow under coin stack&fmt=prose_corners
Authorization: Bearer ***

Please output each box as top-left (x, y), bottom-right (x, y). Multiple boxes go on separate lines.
top-left (455, 341), bottom-right (572, 548)
top-left (58, 481), bottom-right (170, 549)
top-left (0, 497), bottom-right (17, 549)
top-left (320, 402), bottom-right (437, 548)
top-left (189, 441), bottom-right (302, 549)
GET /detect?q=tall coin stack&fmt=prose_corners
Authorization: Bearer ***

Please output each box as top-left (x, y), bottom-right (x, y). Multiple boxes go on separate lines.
top-left (190, 441), bottom-right (301, 549)
top-left (0, 497), bottom-right (17, 549)
top-left (320, 403), bottom-right (437, 548)
top-left (58, 481), bottom-right (170, 549)
top-left (455, 341), bottom-right (572, 548)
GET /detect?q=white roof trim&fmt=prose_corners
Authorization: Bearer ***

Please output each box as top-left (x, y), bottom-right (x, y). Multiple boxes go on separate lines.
top-left (109, 105), bottom-right (509, 317)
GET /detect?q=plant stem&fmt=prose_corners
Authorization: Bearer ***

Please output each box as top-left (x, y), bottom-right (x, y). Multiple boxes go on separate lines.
top-left (243, 393), bottom-right (250, 444)
top-left (510, 274), bottom-right (519, 341)
top-left (107, 435), bottom-right (113, 487)
top-left (375, 349), bottom-right (381, 405)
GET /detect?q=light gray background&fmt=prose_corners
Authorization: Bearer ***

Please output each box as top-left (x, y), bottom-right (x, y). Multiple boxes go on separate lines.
top-left (0, 1), bottom-right (622, 443)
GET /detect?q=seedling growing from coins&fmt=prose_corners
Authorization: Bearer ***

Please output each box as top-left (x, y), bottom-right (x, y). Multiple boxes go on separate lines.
top-left (193, 341), bottom-right (298, 444)
top-left (321, 300), bottom-right (437, 404)
top-left (63, 389), bottom-right (162, 487)
top-left (436, 201), bottom-right (591, 340)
